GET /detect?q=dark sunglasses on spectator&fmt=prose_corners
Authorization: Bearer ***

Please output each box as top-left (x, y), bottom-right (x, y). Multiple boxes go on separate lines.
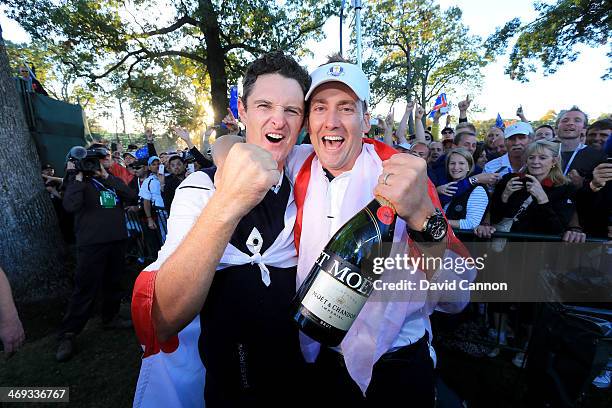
top-left (130, 165), bottom-right (144, 170)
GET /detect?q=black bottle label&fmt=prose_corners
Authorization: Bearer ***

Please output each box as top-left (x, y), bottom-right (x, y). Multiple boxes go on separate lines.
top-left (300, 251), bottom-right (374, 331)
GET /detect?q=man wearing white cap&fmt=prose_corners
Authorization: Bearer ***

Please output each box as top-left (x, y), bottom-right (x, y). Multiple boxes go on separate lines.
top-left (484, 121), bottom-right (533, 178)
top-left (292, 55), bottom-right (475, 406)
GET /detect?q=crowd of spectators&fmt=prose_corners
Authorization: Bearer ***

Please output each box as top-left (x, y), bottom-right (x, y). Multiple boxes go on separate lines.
top-left (376, 99), bottom-right (612, 242)
top-left (374, 101), bottom-right (611, 389)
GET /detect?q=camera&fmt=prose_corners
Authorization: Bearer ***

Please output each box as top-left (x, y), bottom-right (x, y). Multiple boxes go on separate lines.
top-left (66, 146), bottom-right (109, 175)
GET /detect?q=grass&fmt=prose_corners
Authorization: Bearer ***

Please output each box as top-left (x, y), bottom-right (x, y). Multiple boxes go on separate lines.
top-left (1, 263), bottom-right (143, 408)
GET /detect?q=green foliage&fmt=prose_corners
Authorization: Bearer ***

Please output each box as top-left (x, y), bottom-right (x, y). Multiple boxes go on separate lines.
top-left (6, 39), bottom-right (98, 108)
top-left (359, 0), bottom-right (488, 111)
top-left (596, 112), bottom-right (612, 121)
top-left (484, 0), bottom-right (611, 81)
top-left (5, 0), bottom-right (337, 124)
top-left (539, 109), bottom-right (558, 123)
top-left (5, 40), bottom-right (55, 84)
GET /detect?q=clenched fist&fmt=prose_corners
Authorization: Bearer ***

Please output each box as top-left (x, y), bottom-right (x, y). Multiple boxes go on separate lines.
top-left (374, 153), bottom-right (435, 230)
top-left (215, 143), bottom-right (281, 218)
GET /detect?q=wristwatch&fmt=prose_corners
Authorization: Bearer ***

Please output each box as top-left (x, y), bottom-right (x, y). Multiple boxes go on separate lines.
top-left (410, 208), bottom-right (448, 242)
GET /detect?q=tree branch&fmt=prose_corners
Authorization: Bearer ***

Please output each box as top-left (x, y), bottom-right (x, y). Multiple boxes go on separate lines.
top-left (89, 50), bottom-right (145, 80)
top-left (142, 16), bottom-right (200, 37)
top-left (223, 42), bottom-right (267, 55)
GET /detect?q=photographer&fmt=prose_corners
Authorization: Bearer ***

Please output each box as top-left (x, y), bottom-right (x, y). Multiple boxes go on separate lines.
top-left (56, 145), bottom-right (136, 362)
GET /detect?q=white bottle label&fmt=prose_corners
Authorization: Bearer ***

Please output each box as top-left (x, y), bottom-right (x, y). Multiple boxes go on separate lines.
top-left (301, 251), bottom-right (371, 331)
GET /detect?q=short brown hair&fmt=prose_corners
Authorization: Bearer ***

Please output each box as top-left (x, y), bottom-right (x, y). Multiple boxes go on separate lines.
top-left (242, 51), bottom-right (310, 108)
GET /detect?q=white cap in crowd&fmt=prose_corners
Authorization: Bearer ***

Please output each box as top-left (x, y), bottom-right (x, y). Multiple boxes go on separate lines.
top-left (504, 122), bottom-right (533, 138)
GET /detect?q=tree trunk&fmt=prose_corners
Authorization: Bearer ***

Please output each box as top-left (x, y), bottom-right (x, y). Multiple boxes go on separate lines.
top-left (118, 96), bottom-right (126, 134)
top-left (421, 82), bottom-right (427, 128)
top-left (0, 26), bottom-right (68, 301)
top-left (201, 0), bottom-right (229, 126)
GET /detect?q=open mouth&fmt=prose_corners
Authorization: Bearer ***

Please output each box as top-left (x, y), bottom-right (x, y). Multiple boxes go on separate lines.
top-left (265, 133), bottom-right (285, 144)
top-left (322, 135), bottom-right (345, 150)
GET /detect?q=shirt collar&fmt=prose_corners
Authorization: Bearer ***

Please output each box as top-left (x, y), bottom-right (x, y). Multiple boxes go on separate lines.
top-left (271, 170), bottom-right (284, 194)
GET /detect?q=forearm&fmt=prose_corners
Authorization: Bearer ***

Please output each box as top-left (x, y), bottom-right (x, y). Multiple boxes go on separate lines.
top-left (0, 269), bottom-right (19, 323)
top-left (147, 142), bottom-right (157, 157)
top-left (459, 109), bottom-right (468, 122)
top-left (414, 117), bottom-right (426, 143)
top-left (397, 110), bottom-right (410, 142)
top-left (44, 176), bottom-right (63, 183)
top-left (431, 122), bottom-right (440, 141)
top-left (152, 195), bottom-right (241, 341)
top-left (190, 146), bottom-right (213, 168)
top-left (383, 127), bottom-right (395, 146)
top-left (143, 200), bottom-right (153, 218)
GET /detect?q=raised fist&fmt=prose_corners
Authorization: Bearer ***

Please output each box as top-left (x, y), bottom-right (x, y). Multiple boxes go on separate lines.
top-left (215, 143), bottom-right (281, 218)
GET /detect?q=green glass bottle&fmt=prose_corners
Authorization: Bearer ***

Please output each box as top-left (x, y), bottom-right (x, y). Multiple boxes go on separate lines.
top-left (291, 197), bottom-right (397, 346)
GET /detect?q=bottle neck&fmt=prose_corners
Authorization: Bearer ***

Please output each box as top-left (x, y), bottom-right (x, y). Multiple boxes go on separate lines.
top-left (374, 195), bottom-right (396, 214)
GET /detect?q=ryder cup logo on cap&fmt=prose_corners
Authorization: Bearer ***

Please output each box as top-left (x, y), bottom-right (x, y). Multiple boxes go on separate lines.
top-left (306, 62), bottom-right (370, 104)
top-left (328, 65), bottom-right (345, 77)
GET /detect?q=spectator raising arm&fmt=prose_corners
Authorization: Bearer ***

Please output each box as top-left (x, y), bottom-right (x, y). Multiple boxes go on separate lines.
top-left (174, 126), bottom-right (196, 150)
top-left (222, 108), bottom-right (240, 136)
top-left (382, 107), bottom-right (396, 147)
top-left (396, 101), bottom-right (414, 145)
top-left (109, 138), bottom-right (135, 185)
top-left (414, 104), bottom-right (427, 143)
top-left (0, 267), bottom-right (25, 355)
top-left (458, 95), bottom-right (471, 123)
top-left (174, 126), bottom-right (214, 168)
top-left (430, 110), bottom-right (443, 141)
top-left (145, 128), bottom-right (158, 157)
top-left (516, 105), bottom-right (529, 123)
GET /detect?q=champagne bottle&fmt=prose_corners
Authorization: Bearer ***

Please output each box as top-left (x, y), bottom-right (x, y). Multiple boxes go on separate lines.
top-left (291, 197), bottom-right (397, 346)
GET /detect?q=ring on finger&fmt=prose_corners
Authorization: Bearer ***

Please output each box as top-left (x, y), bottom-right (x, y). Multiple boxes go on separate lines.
top-left (383, 172), bottom-right (392, 185)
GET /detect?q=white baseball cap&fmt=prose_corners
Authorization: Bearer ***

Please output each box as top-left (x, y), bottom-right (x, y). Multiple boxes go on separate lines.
top-left (396, 142), bottom-right (412, 151)
top-left (504, 122), bottom-right (533, 138)
top-left (305, 62), bottom-right (370, 104)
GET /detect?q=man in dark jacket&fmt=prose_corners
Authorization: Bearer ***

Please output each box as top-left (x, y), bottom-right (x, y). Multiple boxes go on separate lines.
top-left (162, 155), bottom-right (186, 213)
top-left (56, 146), bottom-right (137, 362)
